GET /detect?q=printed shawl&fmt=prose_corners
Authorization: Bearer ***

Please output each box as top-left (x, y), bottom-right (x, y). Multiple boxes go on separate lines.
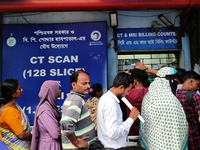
top-left (139, 67), bottom-right (189, 150)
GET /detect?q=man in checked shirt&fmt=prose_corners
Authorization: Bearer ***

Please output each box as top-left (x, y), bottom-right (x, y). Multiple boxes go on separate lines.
top-left (176, 71), bottom-right (200, 150)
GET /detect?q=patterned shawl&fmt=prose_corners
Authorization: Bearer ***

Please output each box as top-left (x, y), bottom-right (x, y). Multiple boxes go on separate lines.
top-left (139, 67), bottom-right (189, 150)
top-left (0, 103), bottom-right (31, 150)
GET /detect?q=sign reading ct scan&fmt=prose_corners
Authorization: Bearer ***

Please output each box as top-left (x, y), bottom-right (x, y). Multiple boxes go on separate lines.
top-left (2, 22), bottom-right (107, 126)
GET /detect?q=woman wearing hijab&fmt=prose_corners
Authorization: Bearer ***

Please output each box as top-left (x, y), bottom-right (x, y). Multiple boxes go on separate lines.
top-left (31, 80), bottom-right (62, 150)
top-left (139, 67), bottom-right (189, 150)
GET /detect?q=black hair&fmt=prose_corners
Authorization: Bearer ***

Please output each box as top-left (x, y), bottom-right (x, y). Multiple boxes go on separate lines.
top-left (112, 72), bottom-right (133, 89)
top-left (70, 70), bottom-right (89, 83)
top-left (88, 140), bottom-right (104, 150)
top-left (0, 79), bottom-right (19, 105)
top-left (130, 69), bottom-right (150, 87)
top-left (176, 68), bottom-right (187, 84)
top-left (116, 146), bottom-right (146, 150)
top-left (89, 83), bottom-right (102, 97)
top-left (183, 71), bottom-right (200, 82)
top-left (165, 73), bottom-right (178, 96)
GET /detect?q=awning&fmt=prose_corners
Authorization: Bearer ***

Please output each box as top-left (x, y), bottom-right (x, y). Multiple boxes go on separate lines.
top-left (1, 0), bottom-right (200, 13)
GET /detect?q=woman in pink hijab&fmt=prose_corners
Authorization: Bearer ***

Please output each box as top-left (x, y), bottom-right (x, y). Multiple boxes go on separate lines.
top-left (31, 80), bottom-right (62, 150)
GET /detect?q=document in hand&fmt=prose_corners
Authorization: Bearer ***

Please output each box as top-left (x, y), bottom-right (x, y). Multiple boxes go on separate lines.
top-left (121, 97), bottom-right (145, 123)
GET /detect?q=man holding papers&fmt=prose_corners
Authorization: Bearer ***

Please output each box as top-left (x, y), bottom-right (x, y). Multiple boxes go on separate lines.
top-left (97, 72), bottom-right (140, 149)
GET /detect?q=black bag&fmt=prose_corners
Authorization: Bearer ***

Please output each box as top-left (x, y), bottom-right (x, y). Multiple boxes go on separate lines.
top-left (186, 90), bottom-right (200, 134)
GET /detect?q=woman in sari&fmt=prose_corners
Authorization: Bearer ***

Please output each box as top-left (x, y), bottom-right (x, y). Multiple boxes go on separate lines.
top-left (31, 80), bottom-right (62, 150)
top-left (0, 79), bottom-right (32, 150)
top-left (86, 83), bottom-right (103, 132)
top-left (139, 67), bottom-right (189, 150)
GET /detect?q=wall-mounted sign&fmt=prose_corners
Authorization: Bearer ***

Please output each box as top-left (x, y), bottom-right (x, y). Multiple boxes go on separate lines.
top-left (2, 22), bottom-right (107, 126)
top-left (117, 27), bottom-right (181, 51)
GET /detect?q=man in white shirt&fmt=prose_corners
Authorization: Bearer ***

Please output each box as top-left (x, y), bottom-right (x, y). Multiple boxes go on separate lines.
top-left (97, 72), bottom-right (140, 149)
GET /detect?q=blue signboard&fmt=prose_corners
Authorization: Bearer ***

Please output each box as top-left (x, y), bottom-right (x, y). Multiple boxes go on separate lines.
top-left (117, 27), bottom-right (181, 50)
top-left (2, 22), bottom-right (107, 126)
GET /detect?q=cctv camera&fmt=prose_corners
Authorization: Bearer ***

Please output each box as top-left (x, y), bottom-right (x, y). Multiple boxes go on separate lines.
top-left (151, 20), bottom-right (162, 33)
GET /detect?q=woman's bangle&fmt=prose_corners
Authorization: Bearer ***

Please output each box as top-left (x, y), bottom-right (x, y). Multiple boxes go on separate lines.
top-left (144, 67), bottom-right (148, 71)
top-left (73, 140), bottom-right (79, 146)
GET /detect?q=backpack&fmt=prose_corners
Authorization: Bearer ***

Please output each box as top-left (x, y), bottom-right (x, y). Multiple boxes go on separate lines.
top-left (186, 90), bottom-right (200, 134)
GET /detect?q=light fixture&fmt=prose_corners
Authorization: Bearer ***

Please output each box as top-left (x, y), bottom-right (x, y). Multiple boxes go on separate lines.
top-left (109, 11), bottom-right (118, 28)
top-left (158, 14), bottom-right (181, 49)
top-left (109, 11), bottom-right (118, 51)
top-left (158, 14), bottom-right (174, 29)
top-left (151, 20), bottom-right (162, 33)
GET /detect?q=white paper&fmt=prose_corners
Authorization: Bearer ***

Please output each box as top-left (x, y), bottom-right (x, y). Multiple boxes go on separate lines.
top-left (121, 97), bottom-right (145, 123)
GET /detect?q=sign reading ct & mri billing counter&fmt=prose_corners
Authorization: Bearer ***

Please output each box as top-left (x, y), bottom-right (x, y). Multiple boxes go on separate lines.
top-left (2, 22), bottom-right (107, 126)
top-left (117, 28), bottom-right (181, 50)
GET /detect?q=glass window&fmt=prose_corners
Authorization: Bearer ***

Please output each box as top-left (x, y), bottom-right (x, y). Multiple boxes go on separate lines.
top-left (118, 53), bottom-right (178, 82)
top-left (135, 54), bottom-right (151, 59)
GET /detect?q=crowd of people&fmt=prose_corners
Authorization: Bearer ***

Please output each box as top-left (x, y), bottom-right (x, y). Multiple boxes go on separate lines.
top-left (0, 62), bottom-right (199, 150)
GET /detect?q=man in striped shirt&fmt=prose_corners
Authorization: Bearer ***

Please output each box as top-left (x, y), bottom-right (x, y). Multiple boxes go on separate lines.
top-left (60, 70), bottom-right (96, 150)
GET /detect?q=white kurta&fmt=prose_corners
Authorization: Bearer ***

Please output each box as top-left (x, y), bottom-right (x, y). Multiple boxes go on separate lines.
top-left (97, 90), bottom-right (134, 149)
